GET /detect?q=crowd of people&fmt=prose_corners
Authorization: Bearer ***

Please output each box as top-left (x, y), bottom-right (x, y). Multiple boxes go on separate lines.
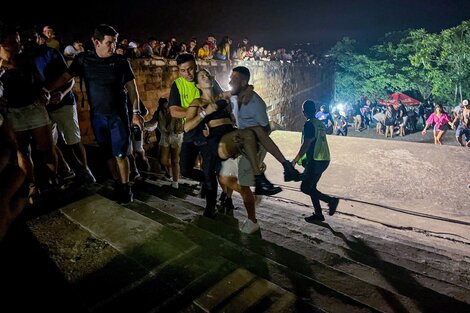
top-left (0, 23), bottom-right (339, 241)
top-left (36, 25), bottom-right (324, 66)
top-left (3, 22), bottom-right (466, 242)
top-left (118, 35), bottom-right (322, 65)
top-left (328, 96), bottom-right (470, 147)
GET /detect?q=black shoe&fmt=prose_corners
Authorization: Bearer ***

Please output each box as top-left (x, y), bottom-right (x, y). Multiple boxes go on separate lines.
top-left (304, 214), bottom-right (325, 223)
top-left (203, 208), bottom-right (218, 219)
top-left (219, 191), bottom-right (227, 204)
top-left (58, 169), bottom-right (76, 181)
top-left (78, 167), bottom-right (96, 184)
top-left (328, 197), bottom-right (339, 216)
top-left (130, 170), bottom-right (141, 181)
top-left (198, 184), bottom-right (207, 199)
top-left (283, 161), bottom-right (301, 182)
top-left (254, 174), bottom-right (282, 196)
top-left (118, 183), bottom-right (134, 205)
top-left (220, 197), bottom-right (235, 214)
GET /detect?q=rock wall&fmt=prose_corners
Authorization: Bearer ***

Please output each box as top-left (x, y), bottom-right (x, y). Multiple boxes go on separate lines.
top-left (74, 59), bottom-right (334, 144)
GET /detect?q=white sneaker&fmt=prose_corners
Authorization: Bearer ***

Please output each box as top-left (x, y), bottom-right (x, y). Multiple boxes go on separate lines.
top-left (171, 181), bottom-right (179, 189)
top-left (240, 219), bottom-right (260, 234)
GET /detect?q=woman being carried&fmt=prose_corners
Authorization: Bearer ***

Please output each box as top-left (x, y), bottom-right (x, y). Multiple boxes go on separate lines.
top-left (184, 69), bottom-right (282, 197)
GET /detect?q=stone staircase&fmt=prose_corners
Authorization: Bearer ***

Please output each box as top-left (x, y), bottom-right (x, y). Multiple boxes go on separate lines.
top-left (4, 172), bottom-right (470, 313)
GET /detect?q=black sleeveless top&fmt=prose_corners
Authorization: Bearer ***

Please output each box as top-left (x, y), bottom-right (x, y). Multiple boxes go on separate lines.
top-left (192, 99), bottom-right (233, 146)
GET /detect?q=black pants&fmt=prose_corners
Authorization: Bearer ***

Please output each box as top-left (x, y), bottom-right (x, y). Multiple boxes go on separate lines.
top-left (179, 141), bottom-right (204, 182)
top-left (300, 160), bottom-right (332, 215)
top-left (199, 143), bottom-right (219, 212)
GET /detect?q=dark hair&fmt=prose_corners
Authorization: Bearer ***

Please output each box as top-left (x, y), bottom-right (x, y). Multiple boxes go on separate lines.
top-left (156, 97), bottom-right (168, 116)
top-left (176, 53), bottom-right (195, 65)
top-left (93, 24), bottom-right (118, 42)
top-left (158, 97), bottom-right (168, 106)
top-left (194, 69), bottom-right (211, 85)
top-left (302, 100), bottom-right (316, 116)
top-left (232, 66), bottom-right (250, 82)
top-left (215, 99), bottom-right (228, 111)
top-left (116, 44), bottom-right (127, 51)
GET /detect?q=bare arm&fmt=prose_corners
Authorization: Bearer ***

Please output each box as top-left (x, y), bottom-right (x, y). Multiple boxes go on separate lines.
top-left (0, 116), bottom-right (26, 241)
top-left (169, 106), bottom-right (189, 118)
top-left (183, 101), bottom-right (218, 133)
top-left (183, 100), bottom-right (203, 132)
top-left (125, 79), bottom-right (143, 129)
top-left (46, 72), bottom-right (74, 93)
top-left (49, 78), bottom-right (75, 105)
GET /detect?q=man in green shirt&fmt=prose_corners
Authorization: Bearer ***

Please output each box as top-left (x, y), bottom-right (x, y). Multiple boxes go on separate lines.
top-left (292, 99), bottom-right (339, 222)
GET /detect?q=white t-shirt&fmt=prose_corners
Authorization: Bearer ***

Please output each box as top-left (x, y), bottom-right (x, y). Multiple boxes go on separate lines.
top-left (234, 92), bottom-right (269, 129)
top-left (63, 45), bottom-right (84, 58)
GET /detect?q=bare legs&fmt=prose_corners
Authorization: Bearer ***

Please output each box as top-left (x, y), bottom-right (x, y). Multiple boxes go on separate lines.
top-left (435, 130), bottom-right (446, 145)
top-left (218, 175), bottom-right (256, 223)
top-left (160, 145), bottom-right (181, 184)
top-left (385, 125), bottom-right (393, 138)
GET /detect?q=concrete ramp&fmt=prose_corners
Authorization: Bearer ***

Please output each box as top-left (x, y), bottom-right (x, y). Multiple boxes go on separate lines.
top-left (268, 131), bottom-right (470, 246)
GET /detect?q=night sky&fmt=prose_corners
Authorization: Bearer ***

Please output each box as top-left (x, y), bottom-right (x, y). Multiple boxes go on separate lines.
top-left (2, 0), bottom-right (469, 52)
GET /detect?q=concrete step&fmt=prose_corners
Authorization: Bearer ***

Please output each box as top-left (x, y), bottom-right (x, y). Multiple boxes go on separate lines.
top-left (17, 174), bottom-right (470, 313)
top-left (240, 196), bottom-right (470, 301)
top-left (131, 178), bottom-right (470, 312)
top-left (26, 193), bottom-right (320, 312)
top-left (250, 194), bottom-right (470, 283)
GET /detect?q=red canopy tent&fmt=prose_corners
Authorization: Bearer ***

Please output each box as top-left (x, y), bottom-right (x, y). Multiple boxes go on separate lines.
top-left (379, 92), bottom-right (421, 106)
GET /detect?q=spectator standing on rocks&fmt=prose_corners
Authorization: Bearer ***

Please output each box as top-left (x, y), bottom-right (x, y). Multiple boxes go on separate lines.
top-left (42, 25), bottom-right (61, 50)
top-left (292, 99), bottom-right (339, 222)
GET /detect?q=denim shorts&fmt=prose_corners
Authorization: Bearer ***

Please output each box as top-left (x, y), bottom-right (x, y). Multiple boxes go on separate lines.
top-left (91, 114), bottom-right (130, 157)
top-left (6, 103), bottom-right (51, 132)
top-left (456, 126), bottom-right (470, 140)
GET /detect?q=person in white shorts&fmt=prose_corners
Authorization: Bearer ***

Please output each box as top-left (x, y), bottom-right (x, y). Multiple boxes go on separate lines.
top-left (145, 97), bottom-right (183, 188)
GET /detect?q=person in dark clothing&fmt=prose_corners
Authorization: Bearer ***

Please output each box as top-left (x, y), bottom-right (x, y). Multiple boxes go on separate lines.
top-left (169, 54), bottom-right (211, 184)
top-left (47, 24), bottom-right (143, 205)
top-left (292, 99), bottom-right (339, 222)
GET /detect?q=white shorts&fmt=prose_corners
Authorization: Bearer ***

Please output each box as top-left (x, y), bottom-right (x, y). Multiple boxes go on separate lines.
top-left (399, 116), bottom-right (408, 127)
top-left (7, 103), bottom-right (51, 132)
top-left (159, 133), bottom-right (183, 148)
top-left (219, 157), bottom-right (239, 178)
top-left (49, 105), bottom-right (81, 145)
top-left (131, 138), bottom-right (144, 152)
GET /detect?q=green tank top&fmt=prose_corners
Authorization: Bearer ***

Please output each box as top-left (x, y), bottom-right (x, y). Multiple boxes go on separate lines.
top-left (174, 77), bottom-right (200, 109)
top-left (298, 118), bottom-right (331, 165)
top-left (309, 118), bottom-right (330, 161)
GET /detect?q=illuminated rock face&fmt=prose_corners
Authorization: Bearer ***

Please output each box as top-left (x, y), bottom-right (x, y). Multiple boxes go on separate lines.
top-left (74, 59), bottom-right (334, 144)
